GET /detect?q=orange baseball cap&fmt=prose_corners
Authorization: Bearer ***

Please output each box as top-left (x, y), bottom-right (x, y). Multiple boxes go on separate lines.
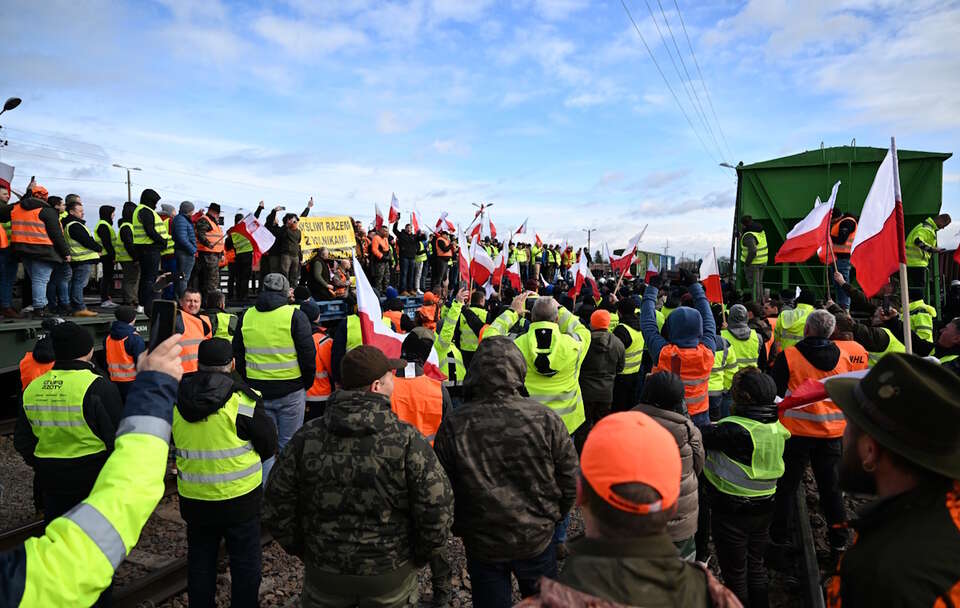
top-left (590, 309), bottom-right (611, 331)
top-left (580, 411), bottom-right (681, 514)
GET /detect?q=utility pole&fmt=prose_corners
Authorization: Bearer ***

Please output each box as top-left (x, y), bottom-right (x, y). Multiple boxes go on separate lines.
top-left (581, 227), bottom-right (596, 255)
top-left (112, 163), bottom-right (141, 202)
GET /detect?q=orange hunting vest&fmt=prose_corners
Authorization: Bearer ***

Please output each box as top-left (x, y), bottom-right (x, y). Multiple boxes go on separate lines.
top-left (652, 344), bottom-right (714, 416)
top-left (766, 317), bottom-right (778, 360)
top-left (383, 310), bottom-right (404, 333)
top-left (391, 372), bottom-right (443, 446)
top-left (180, 312), bottom-right (210, 374)
top-left (835, 340), bottom-right (869, 371)
top-left (307, 332), bottom-right (333, 403)
top-left (830, 218), bottom-right (857, 255)
top-left (782, 347), bottom-right (855, 438)
top-left (105, 336), bottom-right (137, 383)
top-left (196, 215), bottom-right (224, 254)
top-left (11, 206), bottom-right (52, 246)
top-left (20, 352), bottom-right (54, 392)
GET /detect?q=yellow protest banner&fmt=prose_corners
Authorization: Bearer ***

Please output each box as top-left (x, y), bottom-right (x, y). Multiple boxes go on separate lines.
top-left (299, 216), bottom-right (357, 258)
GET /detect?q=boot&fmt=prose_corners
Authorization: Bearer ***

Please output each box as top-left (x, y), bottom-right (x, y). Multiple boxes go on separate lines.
top-left (1, 307), bottom-right (21, 319)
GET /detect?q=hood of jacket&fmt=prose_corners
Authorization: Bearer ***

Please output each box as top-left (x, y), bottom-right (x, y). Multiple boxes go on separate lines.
top-left (98, 205), bottom-right (115, 222)
top-left (463, 336), bottom-right (527, 400)
top-left (176, 372), bottom-right (235, 422)
top-left (588, 330), bottom-right (618, 354)
top-left (664, 306), bottom-right (703, 348)
top-left (322, 389), bottom-right (394, 436)
top-left (121, 201), bottom-right (137, 223)
top-left (255, 290), bottom-right (291, 312)
top-left (108, 320), bottom-right (138, 340)
top-left (727, 320), bottom-right (752, 341)
top-left (140, 188), bottom-right (160, 209)
top-left (794, 337), bottom-right (841, 372)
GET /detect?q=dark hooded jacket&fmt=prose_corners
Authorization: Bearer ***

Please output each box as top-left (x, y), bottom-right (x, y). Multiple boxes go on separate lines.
top-left (0, 196), bottom-right (70, 262)
top-left (433, 337), bottom-right (579, 562)
top-left (119, 201), bottom-right (137, 256)
top-left (580, 330), bottom-right (625, 403)
top-left (134, 188), bottom-right (166, 249)
top-left (263, 388), bottom-right (453, 578)
top-left (233, 290), bottom-right (316, 398)
top-left (175, 371), bottom-right (277, 525)
top-left (95, 206), bottom-right (116, 258)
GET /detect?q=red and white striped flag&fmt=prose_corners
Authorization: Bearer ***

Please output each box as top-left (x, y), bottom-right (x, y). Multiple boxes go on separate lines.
top-left (492, 247), bottom-right (508, 285)
top-left (506, 261), bottom-right (522, 290)
top-left (568, 252), bottom-right (599, 298)
top-left (775, 181), bottom-right (839, 263)
top-left (388, 193), bottom-right (400, 224)
top-left (410, 209), bottom-right (421, 233)
top-left (374, 203), bottom-right (385, 231)
top-left (470, 240), bottom-right (496, 286)
top-left (645, 258), bottom-right (659, 283)
top-left (0, 162), bottom-right (13, 193)
top-left (458, 229), bottom-right (472, 284)
top-left (850, 140), bottom-right (906, 298)
top-left (699, 248), bottom-right (723, 304)
top-left (227, 213), bottom-right (276, 266)
top-left (354, 255), bottom-right (445, 380)
top-left (488, 217), bottom-right (497, 239)
top-left (436, 212), bottom-right (454, 232)
top-left (516, 218), bottom-right (528, 234)
top-left (535, 233), bottom-right (543, 248)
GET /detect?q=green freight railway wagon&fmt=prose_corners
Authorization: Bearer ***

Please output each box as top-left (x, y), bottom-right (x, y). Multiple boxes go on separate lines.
top-left (730, 145), bottom-right (951, 302)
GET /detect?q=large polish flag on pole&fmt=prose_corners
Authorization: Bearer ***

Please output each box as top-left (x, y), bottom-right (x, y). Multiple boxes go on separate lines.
top-left (774, 181), bottom-right (840, 263)
top-left (388, 193), bottom-right (401, 224)
top-left (850, 140), bottom-right (906, 298)
top-left (458, 229), bottom-right (472, 284)
top-left (228, 214), bottom-right (276, 267)
top-left (470, 240), bottom-right (496, 286)
top-left (354, 255), bottom-right (445, 380)
top-left (699, 248), bottom-right (723, 303)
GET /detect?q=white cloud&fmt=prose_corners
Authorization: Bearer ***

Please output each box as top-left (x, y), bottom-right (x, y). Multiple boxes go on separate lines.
top-left (429, 0), bottom-right (494, 22)
top-left (530, 0), bottom-right (590, 21)
top-left (431, 138), bottom-right (470, 155)
top-left (945, 173), bottom-right (960, 184)
top-left (253, 15), bottom-right (368, 57)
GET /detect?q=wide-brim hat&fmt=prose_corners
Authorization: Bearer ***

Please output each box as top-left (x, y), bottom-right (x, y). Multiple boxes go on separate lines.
top-left (825, 353), bottom-right (960, 479)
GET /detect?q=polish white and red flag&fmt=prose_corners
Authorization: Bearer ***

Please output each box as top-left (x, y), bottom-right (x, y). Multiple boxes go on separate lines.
top-left (774, 181), bottom-right (839, 264)
top-left (776, 369), bottom-right (871, 415)
top-left (505, 261), bottom-right (522, 290)
top-left (492, 247), bottom-right (508, 286)
top-left (0, 162), bottom-right (13, 192)
top-left (388, 193), bottom-right (401, 224)
top-left (227, 213), bottom-right (276, 266)
top-left (516, 218), bottom-right (528, 235)
top-left (353, 255), bottom-right (445, 380)
top-left (488, 217), bottom-right (497, 239)
top-left (534, 232), bottom-right (543, 248)
top-left (469, 221), bottom-right (483, 241)
top-left (458, 229), bottom-right (472, 284)
top-left (609, 249), bottom-right (634, 276)
top-left (699, 248), bottom-right (723, 304)
top-left (410, 209), bottom-right (421, 233)
top-left (568, 252), bottom-right (599, 299)
top-left (645, 258), bottom-right (659, 283)
top-left (436, 212), bottom-right (455, 232)
top-left (470, 240), bottom-right (496, 286)
top-left (374, 203), bottom-right (385, 231)
top-left (850, 140), bottom-right (906, 298)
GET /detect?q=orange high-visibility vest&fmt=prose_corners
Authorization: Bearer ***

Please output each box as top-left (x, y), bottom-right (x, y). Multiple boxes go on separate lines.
top-left (766, 317), bottom-right (778, 360)
top-left (652, 344), bottom-right (714, 416)
top-left (830, 217), bottom-right (857, 255)
top-left (105, 335), bottom-right (137, 383)
top-left (11, 206), bottom-right (53, 246)
top-left (0, 225), bottom-right (7, 248)
top-left (222, 248), bottom-right (236, 267)
top-left (180, 312), bottom-right (210, 373)
top-left (391, 372), bottom-right (443, 446)
top-left (307, 332), bottom-right (333, 403)
top-left (383, 310), bottom-right (404, 333)
top-left (835, 340), bottom-right (869, 371)
top-left (196, 215), bottom-right (224, 254)
top-left (782, 347), bottom-right (856, 438)
top-left (435, 236), bottom-right (452, 259)
top-left (19, 352), bottom-right (54, 392)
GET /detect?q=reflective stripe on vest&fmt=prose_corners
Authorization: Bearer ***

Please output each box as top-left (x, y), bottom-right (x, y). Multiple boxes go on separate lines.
top-left (867, 327), bottom-right (906, 367)
top-left (709, 340), bottom-right (730, 397)
top-left (197, 214), bottom-right (224, 254)
top-left (64, 220), bottom-right (100, 261)
top-left (703, 416), bottom-right (788, 498)
top-left (781, 347), bottom-right (853, 438)
top-left (242, 306), bottom-right (300, 380)
top-left (905, 217), bottom-right (937, 267)
top-left (776, 304), bottom-right (813, 351)
top-left (307, 333), bottom-right (332, 401)
top-left (105, 336), bottom-right (137, 382)
top-left (132, 204), bottom-right (170, 246)
top-left (179, 313), bottom-right (208, 374)
top-left (161, 218), bottom-right (174, 255)
top-left (722, 328), bottom-right (761, 372)
top-left (391, 373), bottom-right (444, 446)
top-left (231, 231), bottom-right (253, 254)
top-left (908, 301), bottom-right (935, 342)
top-left (115, 223), bottom-right (134, 262)
top-left (830, 218), bottom-right (857, 255)
top-left (23, 369), bottom-right (106, 458)
top-left (173, 391), bottom-right (262, 500)
top-left (64, 502), bottom-right (127, 570)
top-left (620, 324), bottom-right (645, 375)
top-left (739, 230), bottom-right (768, 265)
top-left (515, 320), bottom-right (586, 434)
top-left (652, 344), bottom-right (714, 416)
top-left (11, 206), bottom-right (53, 246)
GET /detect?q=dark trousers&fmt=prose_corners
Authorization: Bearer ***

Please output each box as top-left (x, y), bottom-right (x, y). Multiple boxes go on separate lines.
top-left (771, 436), bottom-right (846, 547)
top-left (198, 253), bottom-right (220, 296)
top-left (100, 257), bottom-right (115, 301)
top-left (712, 504), bottom-right (773, 608)
top-left (136, 246), bottom-right (161, 312)
top-left (466, 543), bottom-right (557, 608)
top-left (187, 517), bottom-right (262, 608)
top-left (161, 255), bottom-right (176, 300)
top-left (235, 252), bottom-right (253, 300)
top-left (399, 256), bottom-right (415, 292)
top-left (612, 373), bottom-right (639, 412)
top-left (431, 259), bottom-right (448, 290)
top-left (583, 400), bottom-right (611, 430)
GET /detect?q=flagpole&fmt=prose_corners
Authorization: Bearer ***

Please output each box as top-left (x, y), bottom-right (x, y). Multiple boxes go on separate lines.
top-left (891, 136), bottom-right (913, 354)
top-left (613, 248), bottom-right (633, 294)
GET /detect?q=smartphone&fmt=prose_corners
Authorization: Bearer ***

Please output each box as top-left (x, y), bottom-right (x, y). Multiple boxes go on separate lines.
top-left (149, 300), bottom-right (178, 352)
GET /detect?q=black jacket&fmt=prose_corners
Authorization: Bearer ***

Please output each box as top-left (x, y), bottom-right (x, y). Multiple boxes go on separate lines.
top-left (392, 222), bottom-right (418, 258)
top-left (96, 206), bottom-right (116, 258)
top-left (580, 330), bottom-right (625, 403)
top-left (234, 291), bottom-right (316, 398)
top-left (119, 202), bottom-right (137, 257)
top-left (0, 197), bottom-right (70, 262)
top-left (14, 360), bottom-right (123, 495)
top-left (175, 372), bottom-right (278, 525)
top-left (64, 217), bottom-right (103, 264)
top-left (134, 189), bottom-right (165, 249)
top-left (833, 285), bottom-right (933, 356)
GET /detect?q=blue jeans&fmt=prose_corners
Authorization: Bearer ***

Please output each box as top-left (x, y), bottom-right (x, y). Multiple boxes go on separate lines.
top-left (261, 388), bottom-right (305, 483)
top-left (466, 543), bottom-right (557, 608)
top-left (553, 513), bottom-right (570, 544)
top-left (48, 263), bottom-right (71, 310)
top-left (691, 410), bottom-right (711, 429)
top-left (69, 263), bottom-right (94, 310)
top-left (0, 249), bottom-right (16, 308)
top-left (175, 250), bottom-right (195, 298)
top-left (834, 257), bottom-right (851, 309)
top-left (187, 517), bottom-right (261, 608)
top-left (25, 260), bottom-right (55, 309)
top-left (399, 257), bottom-right (415, 292)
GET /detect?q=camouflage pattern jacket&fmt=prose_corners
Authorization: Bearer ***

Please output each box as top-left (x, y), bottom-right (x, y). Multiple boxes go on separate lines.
top-left (263, 388), bottom-right (453, 576)
top-left (433, 336), bottom-right (579, 562)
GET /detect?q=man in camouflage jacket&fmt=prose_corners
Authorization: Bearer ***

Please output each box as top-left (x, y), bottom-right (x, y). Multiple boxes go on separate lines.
top-left (264, 345), bottom-right (453, 607)
top-left (433, 336), bottom-right (579, 608)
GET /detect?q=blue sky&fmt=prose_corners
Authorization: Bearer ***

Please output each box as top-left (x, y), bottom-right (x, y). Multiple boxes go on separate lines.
top-left (1, 0), bottom-right (958, 259)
